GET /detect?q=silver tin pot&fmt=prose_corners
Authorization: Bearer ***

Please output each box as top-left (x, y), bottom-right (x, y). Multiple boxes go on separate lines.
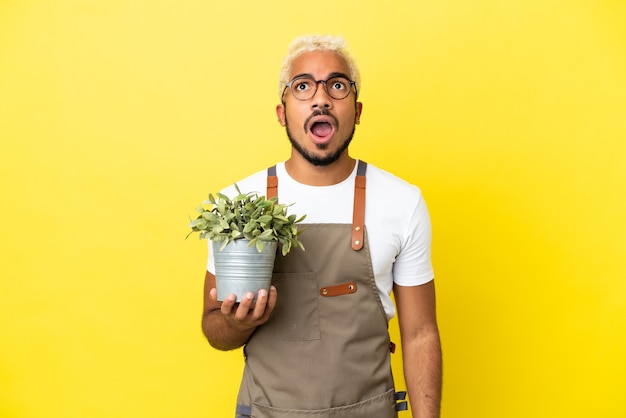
top-left (213, 239), bottom-right (277, 302)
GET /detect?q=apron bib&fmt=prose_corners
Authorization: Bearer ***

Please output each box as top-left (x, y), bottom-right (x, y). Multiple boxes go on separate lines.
top-left (234, 162), bottom-right (402, 418)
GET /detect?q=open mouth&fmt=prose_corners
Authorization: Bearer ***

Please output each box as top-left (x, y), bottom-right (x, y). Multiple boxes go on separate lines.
top-left (311, 121), bottom-right (333, 137)
top-left (306, 115), bottom-right (337, 144)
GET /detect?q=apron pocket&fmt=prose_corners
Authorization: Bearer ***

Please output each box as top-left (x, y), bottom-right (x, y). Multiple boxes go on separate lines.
top-left (251, 388), bottom-right (397, 418)
top-left (266, 272), bottom-right (320, 341)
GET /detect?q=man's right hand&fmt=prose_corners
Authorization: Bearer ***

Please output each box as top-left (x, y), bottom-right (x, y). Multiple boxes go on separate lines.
top-left (210, 286), bottom-right (278, 332)
top-left (202, 271), bottom-right (277, 350)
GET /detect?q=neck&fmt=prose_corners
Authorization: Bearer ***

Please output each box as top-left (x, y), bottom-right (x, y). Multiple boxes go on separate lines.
top-left (285, 152), bottom-right (356, 186)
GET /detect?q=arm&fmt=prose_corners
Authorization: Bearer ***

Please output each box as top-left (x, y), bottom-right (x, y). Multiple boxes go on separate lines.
top-left (201, 271), bottom-right (278, 351)
top-left (394, 280), bottom-right (442, 418)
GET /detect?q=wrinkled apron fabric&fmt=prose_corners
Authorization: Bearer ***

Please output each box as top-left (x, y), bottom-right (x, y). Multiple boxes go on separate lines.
top-left (234, 163), bottom-right (400, 418)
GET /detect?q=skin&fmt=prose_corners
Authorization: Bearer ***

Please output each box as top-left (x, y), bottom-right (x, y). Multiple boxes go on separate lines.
top-left (202, 49), bottom-right (442, 417)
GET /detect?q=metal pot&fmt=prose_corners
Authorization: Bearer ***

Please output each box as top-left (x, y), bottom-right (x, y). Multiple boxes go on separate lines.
top-left (213, 239), bottom-right (277, 302)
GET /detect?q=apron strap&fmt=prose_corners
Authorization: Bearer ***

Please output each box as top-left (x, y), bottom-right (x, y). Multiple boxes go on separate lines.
top-left (352, 160), bottom-right (367, 251)
top-left (235, 403), bottom-right (252, 417)
top-left (267, 165), bottom-right (278, 200)
top-left (395, 391), bottom-right (409, 411)
top-left (266, 161), bottom-right (367, 251)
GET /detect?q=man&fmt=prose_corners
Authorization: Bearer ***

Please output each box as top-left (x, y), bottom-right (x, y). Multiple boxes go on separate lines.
top-left (202, 34), bottom-right (442, 418)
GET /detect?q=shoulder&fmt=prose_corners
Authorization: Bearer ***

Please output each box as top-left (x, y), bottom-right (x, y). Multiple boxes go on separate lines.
top-left (365, 163), bottom-right (425, 207)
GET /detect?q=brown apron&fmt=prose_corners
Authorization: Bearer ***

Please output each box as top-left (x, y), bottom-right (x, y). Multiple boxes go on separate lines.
top-left (234, 161), bottom-right (407, 418)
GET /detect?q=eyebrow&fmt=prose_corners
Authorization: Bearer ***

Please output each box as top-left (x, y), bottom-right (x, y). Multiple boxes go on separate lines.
top-left (291, 72), bottom-right (352, 81)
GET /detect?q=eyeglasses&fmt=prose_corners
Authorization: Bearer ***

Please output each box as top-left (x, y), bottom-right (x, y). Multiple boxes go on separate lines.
top-left (283, 75), bottom-right (357, 101)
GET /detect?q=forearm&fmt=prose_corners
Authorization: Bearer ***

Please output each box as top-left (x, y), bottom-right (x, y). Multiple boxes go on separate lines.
top-left (202, 308), bottom-right (255, 351)
top-left (403, 327), bottom-right (442, 418)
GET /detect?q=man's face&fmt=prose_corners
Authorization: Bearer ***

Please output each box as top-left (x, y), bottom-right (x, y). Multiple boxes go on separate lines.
top-left (276, 50), bottom-right (362, 167)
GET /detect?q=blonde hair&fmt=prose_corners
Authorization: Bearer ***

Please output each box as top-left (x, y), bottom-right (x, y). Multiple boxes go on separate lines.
top-left (278, 34), bottom-right (360, 100)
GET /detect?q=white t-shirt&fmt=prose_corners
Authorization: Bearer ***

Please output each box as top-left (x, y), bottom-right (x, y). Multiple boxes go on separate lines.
top-left (207, 160), bottom-right (434, 320)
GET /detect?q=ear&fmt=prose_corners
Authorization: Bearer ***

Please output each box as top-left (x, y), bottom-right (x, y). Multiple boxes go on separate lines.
top-left (355, 101), bottom-right (363, 125)
top-left (276, 104), bottom-right (286, 126)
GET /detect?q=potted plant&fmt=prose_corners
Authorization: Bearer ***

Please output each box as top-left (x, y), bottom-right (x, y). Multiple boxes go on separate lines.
top-left (188, 184), bottom-right (306, 301)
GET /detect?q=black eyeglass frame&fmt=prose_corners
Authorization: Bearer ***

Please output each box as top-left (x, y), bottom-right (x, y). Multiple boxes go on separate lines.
top-left (282, 75), bottom-right (358, 101)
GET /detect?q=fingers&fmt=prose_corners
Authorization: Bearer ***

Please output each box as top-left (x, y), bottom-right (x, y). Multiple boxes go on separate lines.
top-left (234, 292), bottom-right (256, 321)
top-left (252, 286), bottom-right (276, 322)
top-left (219, 293), bottom-right (238, 315)
top-left (211, 287), bottom-right (277, 327)
top-left (260, 286), bottom-right (278, 321)
top-left (267, 285), bottom-right (277, 311)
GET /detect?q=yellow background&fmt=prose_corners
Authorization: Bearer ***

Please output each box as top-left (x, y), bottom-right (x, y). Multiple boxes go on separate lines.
top-left (1, 1), bottom-right (625, 417)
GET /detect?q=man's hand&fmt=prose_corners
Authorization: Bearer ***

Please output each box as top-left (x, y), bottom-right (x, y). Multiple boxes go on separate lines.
top-left (210, 286), bottom-right (278, 332)
top-left (202, 270), bottom-right (277, 350)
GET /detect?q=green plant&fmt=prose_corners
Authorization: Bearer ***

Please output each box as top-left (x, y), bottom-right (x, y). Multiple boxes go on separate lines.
top-left (188, 184), bottom-right (306, 256)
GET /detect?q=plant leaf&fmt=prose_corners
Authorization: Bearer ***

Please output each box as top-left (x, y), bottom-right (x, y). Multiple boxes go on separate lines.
top-left (258, 229), bottom-right (274, 241)
top-left (243, 222), bottom-right (257, 233)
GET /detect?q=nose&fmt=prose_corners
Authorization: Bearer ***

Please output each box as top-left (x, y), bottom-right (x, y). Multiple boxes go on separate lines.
top-left (311, 80), bottom-right (333, 109)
